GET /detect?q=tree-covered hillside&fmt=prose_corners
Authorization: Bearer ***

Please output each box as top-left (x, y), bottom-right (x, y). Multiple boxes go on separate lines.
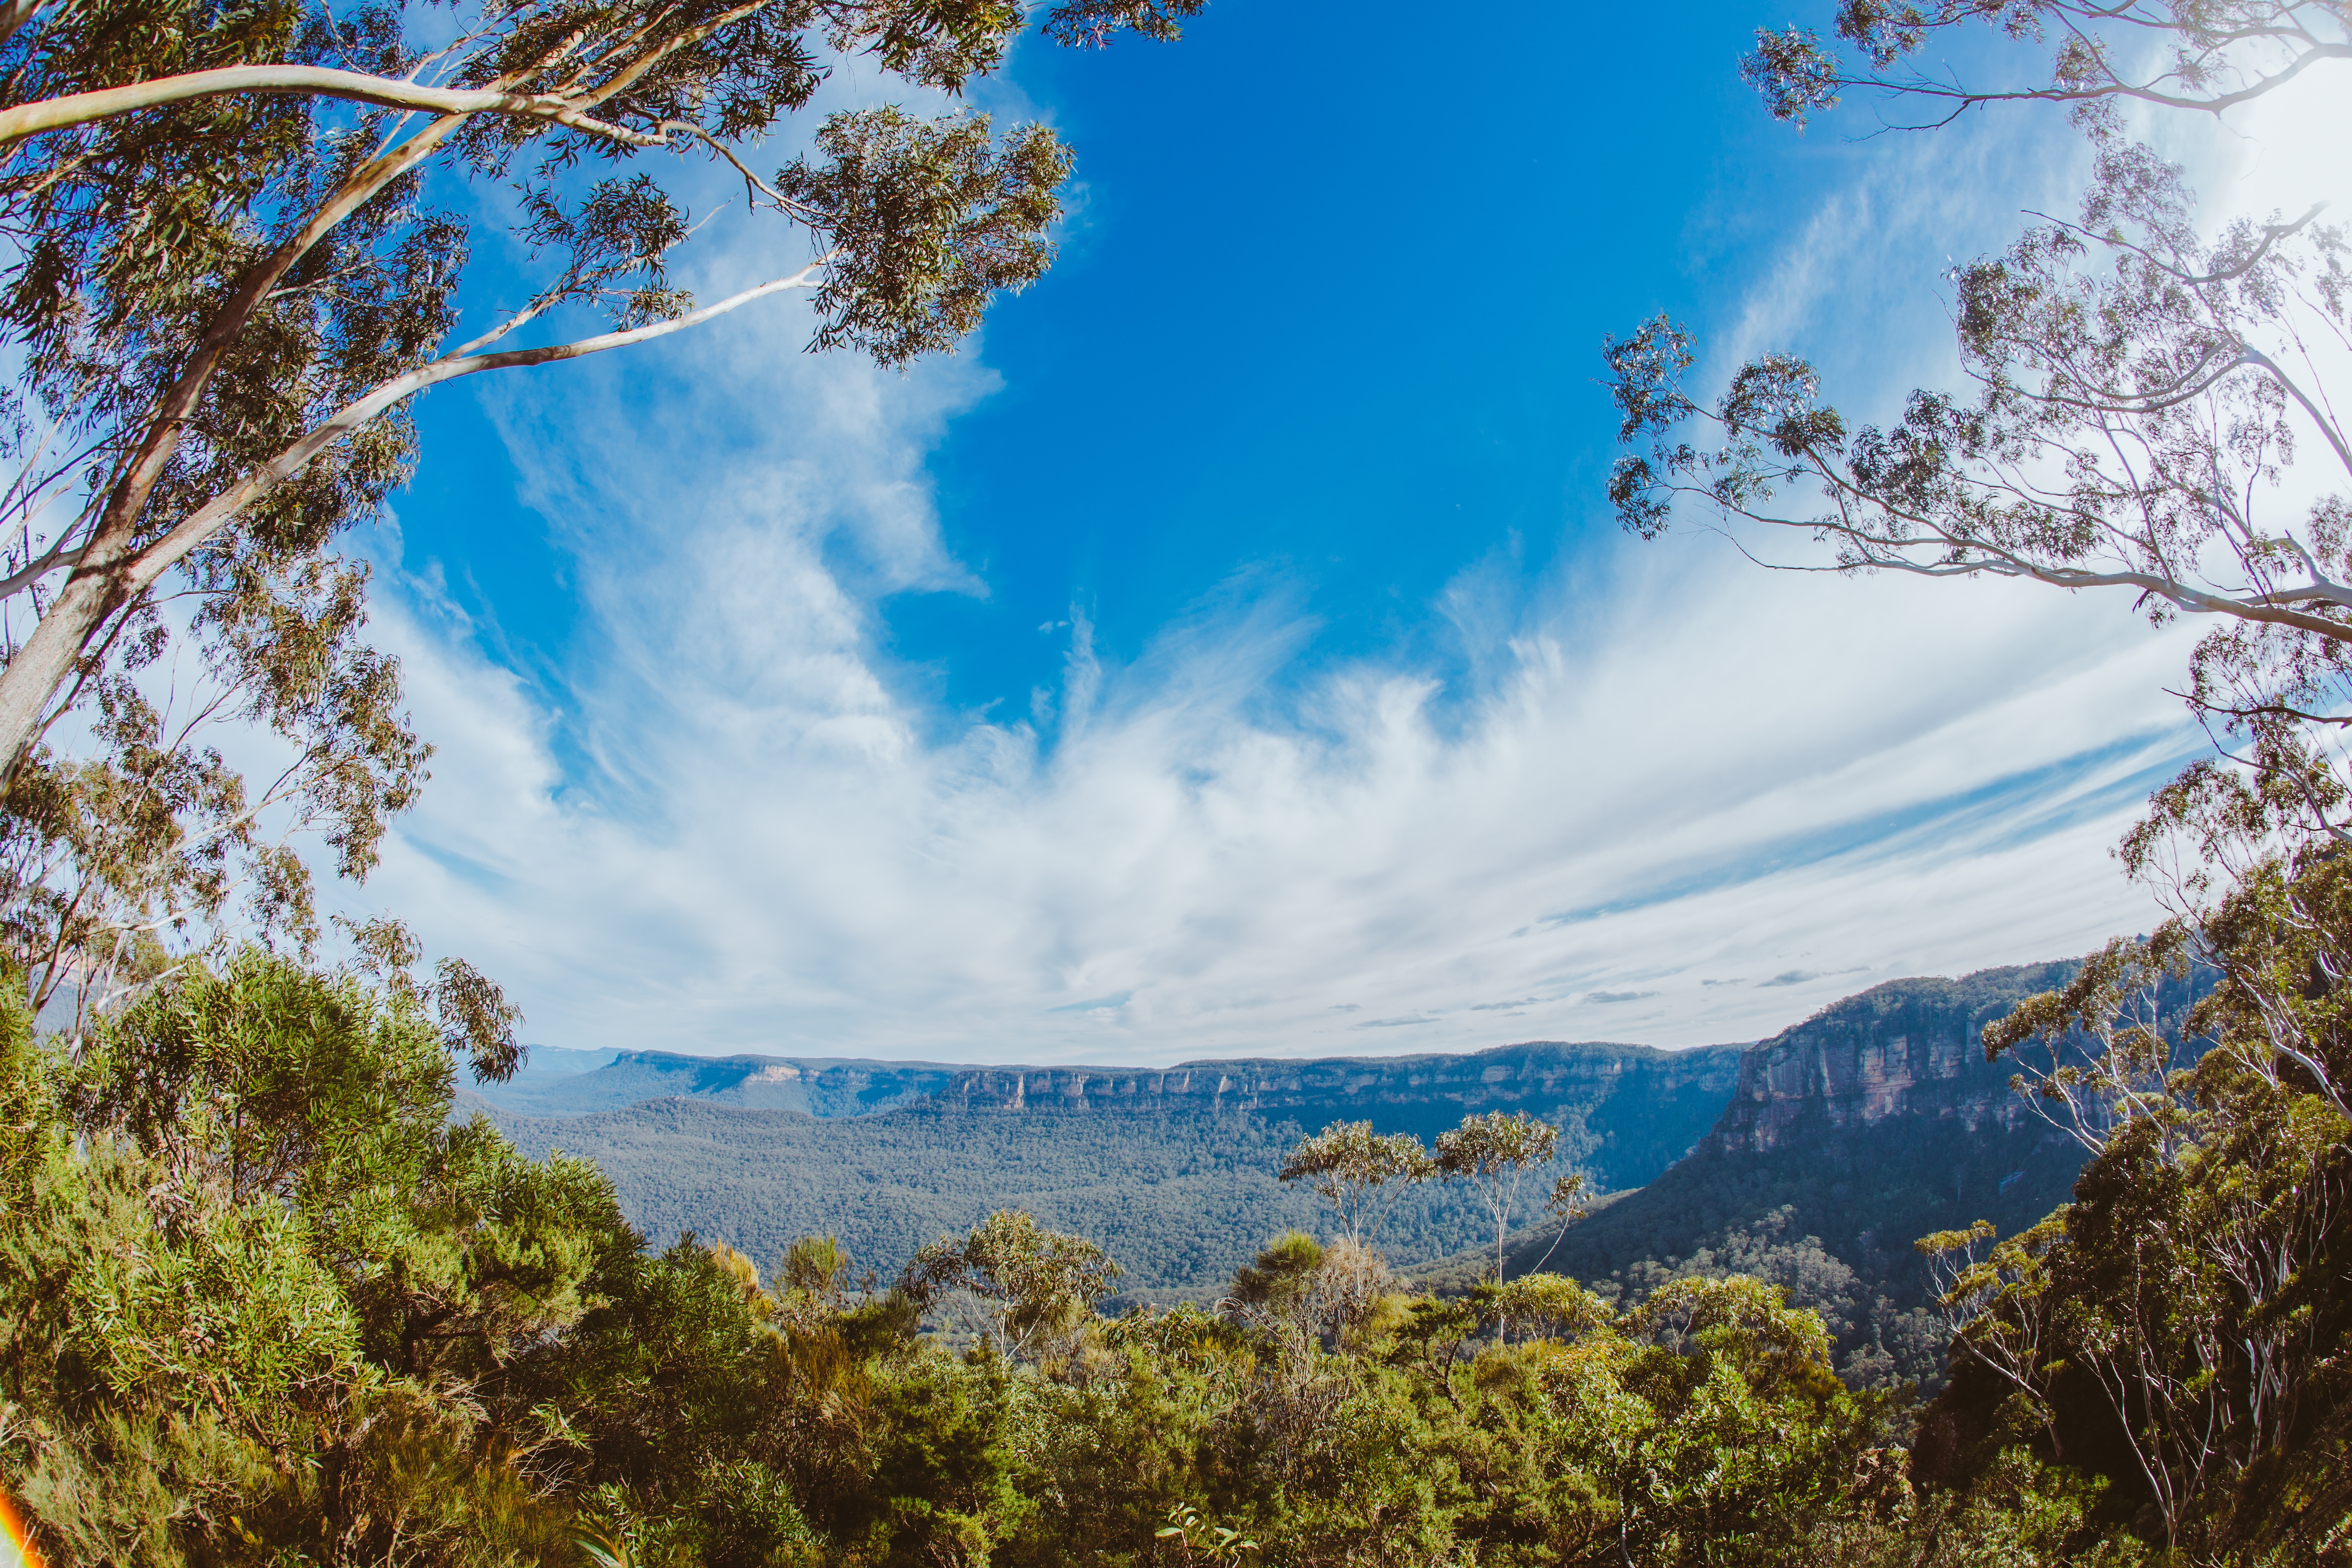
top-left (484, 1101), bottom-right (1347, 1293)
top-left (1444, 1110), bottom-right (2086, 1388)
top-left (473, 1038), bottom-right (1748, 1291)
top-left (1411, 963), bottom-right (2217, 1388)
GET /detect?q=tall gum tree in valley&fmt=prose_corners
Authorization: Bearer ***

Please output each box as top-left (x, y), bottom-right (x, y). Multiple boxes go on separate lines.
top-left (1278, 1118), bottom-right (1434, 1249)
top-left (0, 0), bottom-right (1208, 1008)
top-left (1433, 1109), bottom-right (1559, 1286)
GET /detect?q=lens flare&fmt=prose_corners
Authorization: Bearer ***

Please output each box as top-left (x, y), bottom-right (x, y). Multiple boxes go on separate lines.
top-left (0, 1490), bottom-right (44, 1568)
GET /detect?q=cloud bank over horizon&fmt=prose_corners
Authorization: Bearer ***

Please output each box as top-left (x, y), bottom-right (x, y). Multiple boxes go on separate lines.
top-left (367, 499), bottom-right (2193, 1064)
top-left (337, 47), bottom-right (2344, 1068)
top-left (359, 303), bottom-right (2198, 1063)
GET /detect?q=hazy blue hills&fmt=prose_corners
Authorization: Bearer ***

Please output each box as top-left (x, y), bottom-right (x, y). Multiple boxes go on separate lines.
top-left (470, 1038), bottom-right (1747, 1294)
top-left (468, 1039), bottom-right (1745, 1172)
top-left (472, 1047), bottom-right (967, 1119)
top-left (472, 959), bottom-right (2160, 1382)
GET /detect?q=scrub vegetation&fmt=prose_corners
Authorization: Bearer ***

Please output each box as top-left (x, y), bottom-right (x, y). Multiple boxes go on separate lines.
top-left (2, 911), bottom-right (2349, 1564)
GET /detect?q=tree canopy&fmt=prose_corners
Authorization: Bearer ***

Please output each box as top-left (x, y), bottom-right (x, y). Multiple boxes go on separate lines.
top-left (0, 0), bottom-right (1204, 1018)
top-left (1610, 0), bottom-right (2351, 853)
top-left (1595, 0), bottom-right (2352, 1554)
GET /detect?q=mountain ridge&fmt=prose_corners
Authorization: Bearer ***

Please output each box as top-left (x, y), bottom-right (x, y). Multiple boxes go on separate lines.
top-left (470, 1036), bottom-right (1750, 1295)
top-left (471, 959), bottom-right (2121, 1383)
top-left (1470, 959), bottom-right (2144, 1384)
top-left (1704, 960), bottom-right (2084, 1156)
top-left (471, 1036), bottom-right (1746, 1154)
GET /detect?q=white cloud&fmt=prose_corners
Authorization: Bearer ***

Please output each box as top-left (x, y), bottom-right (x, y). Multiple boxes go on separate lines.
top-left (335, 69), bottom-right (2352, 1069)
top-left (357, 462), bottom-right (2199, 1062)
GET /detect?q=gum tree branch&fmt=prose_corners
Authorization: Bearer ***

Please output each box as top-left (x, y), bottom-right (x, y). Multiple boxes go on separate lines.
top-left (0, 64), bottom-right (675, 148)
top-left (135, 263), bottom-right (826, 605)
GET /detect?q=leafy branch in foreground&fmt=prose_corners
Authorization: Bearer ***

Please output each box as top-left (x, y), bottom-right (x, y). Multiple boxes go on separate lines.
top-left (0, 0), bottom-right (1204, 1003)
top-left (1920, 882), bottom-right (2352, 1555)
top-left (1742, 0), bottom-right (2347, 128)
top-left (1609, 132), bottom-right (2352, 840)
top-left (1618, 0), bottom-right (2352, 855)
top-left (900, 1208), bottom-right (1121, 1364)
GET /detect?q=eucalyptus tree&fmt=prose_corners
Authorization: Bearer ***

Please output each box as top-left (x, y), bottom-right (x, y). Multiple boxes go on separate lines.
top-left (1433, 1108), bottom-right (1559, 1285)
top-left (1607, 142), bottom-right (2350, 833)
top-left (1743, 0), bottom-right (2346, 127)
top-left (1611, 0), bottom-right (2350, 849)
top-left (0, 0), bottom-right (1203, 1003)
top-left (1277, 1118), bottom-right (1433, 1249)
top-left (1522, 1168), bottom-right (1591, 1275)
top-left (1636, 16), bottom-right (2352, 1542)
top-left (0, 584), bottom-right (441, 1035)
top-left (901, 1208), bottom-right (1120, 1362)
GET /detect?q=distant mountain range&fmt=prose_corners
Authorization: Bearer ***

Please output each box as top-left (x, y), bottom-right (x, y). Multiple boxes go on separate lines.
top-left (469, 1037), bottom-right (1747, 1291)
top-left (471, 958), bottom-right (2144, 1383)
top-left (469, 1036), bottom-right (1742, 1185)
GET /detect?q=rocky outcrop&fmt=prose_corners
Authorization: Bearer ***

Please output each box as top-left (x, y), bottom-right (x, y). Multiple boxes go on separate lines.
top-left (1704, 962), bottom-right (2081, 1155)
top-left (926, 1041), bottom-right (1741, 1121)
top-left (474, 1038), bottom-right (1750, 1195)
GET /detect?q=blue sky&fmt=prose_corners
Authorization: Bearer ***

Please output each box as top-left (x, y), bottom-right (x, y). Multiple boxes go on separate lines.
top-left (340, 0), bottom-right (2344, 1063)
top-left (397, 0), bottom-right (1885, 714)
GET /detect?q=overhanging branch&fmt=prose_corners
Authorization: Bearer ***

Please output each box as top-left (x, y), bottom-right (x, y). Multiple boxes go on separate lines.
top-left (121, 264), bottom-right (830, 598)
top-left (0, 63), bottom-right (668, 148)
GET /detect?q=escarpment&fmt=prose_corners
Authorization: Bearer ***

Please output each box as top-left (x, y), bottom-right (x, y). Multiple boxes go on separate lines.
top-left (1704, 961), bottom-right (2082, 1155)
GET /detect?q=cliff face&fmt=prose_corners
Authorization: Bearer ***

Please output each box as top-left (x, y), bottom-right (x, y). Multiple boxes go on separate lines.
top-left (472, 1038), bottom-right (1749, 1195)
top-left (484, 1039), bottom-right (1741, 1119)
top-left (480, 1052), bottom-right (966, 1118)
top-left (1529, 960), bottom-right (2107, 1378)
top-left (927, 1041), bottom-right (1740, 1119)
top-left (1704, 962), bottom-right (2082, 1155)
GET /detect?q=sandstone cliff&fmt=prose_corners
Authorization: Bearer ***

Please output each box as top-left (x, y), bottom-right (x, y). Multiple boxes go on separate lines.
top-left (928, 1040), bottom-right (1740, 1124)
top-left (471, 1038), bottom-right (1748, 1196)
top-left (1704, 961), bottom-right (2082, 1155)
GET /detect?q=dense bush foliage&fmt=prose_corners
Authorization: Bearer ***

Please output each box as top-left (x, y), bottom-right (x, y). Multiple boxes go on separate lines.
top-left (0, 944), bottom-right (1908, 1566)
top-left (5, 914), bottom-right (2346, 1565)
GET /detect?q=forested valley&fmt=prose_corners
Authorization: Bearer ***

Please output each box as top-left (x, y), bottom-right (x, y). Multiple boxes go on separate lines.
top-left (461, 1035), bottom-right (1748, 1298)
top-left (1, 0), bottom-right (2349, 1556)
top-left (461, 963), bottom-right (2125, 1393)
top-left (6, 923), bottom-right (2350, 1564)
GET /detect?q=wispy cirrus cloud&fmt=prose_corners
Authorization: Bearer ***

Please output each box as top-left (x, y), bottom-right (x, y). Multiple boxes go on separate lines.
top-left (356, 430), bottom-right (2197, 1063)
top-left (332, 69), bottom-right (2339, 1069)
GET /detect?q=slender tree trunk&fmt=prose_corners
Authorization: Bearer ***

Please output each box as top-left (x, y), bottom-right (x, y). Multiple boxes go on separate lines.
top-left (0, 115), bottom-right (469, 779)
top-left (0, 252), bottom-right (817, 777)
top-left (0, 568), bottom-right (112, 769)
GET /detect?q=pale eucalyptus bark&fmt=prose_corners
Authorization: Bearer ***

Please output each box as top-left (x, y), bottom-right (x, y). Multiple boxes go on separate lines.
top-left (0, 0), bottom-right (1085, 792)
top-left (0, 110), bottom-right (461, 775)
top-left (0, 64), bottom-right (665, 147)
top-left (0, 266), bottom-right (825, 777)
top-left (0, 10), bottom-right (829, 783)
